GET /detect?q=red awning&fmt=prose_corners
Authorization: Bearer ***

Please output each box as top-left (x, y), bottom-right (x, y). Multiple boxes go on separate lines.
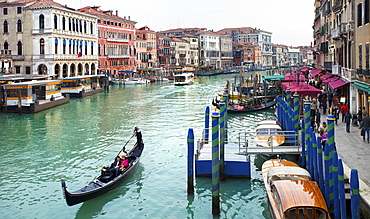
top-left (329, 79), bottom-right (348, 89)
top-left (321, 73), bottom-right (333, 79)
top-left (309, 69), bottom-right (323, 78)
top-left (323, 76), bottom-right (340, 84)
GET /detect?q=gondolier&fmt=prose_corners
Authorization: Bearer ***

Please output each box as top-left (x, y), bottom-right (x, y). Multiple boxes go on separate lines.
top-left (134, 126), bottom-right (143, 150)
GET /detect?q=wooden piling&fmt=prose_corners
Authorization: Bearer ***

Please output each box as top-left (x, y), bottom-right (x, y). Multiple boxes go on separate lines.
top-left (187, 128), bottom-right (194, 194)
top-left (211, 112), bottom-right (220, 216)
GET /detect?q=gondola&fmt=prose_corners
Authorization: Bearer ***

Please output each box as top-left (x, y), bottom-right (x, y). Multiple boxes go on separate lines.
top-left (61, 132), bottom-right (144, 206)
top-left (227, 97), bottom-right (276, 114)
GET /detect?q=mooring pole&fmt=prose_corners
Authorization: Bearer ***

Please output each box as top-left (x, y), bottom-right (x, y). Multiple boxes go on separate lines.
top-left (333, 151), bottom-right (339, 219)
top-left (350, 169), bottom-right (360, 219)
top-left (219, 100), bottom-right (226, 180)
top-left (204, 106), bottom-right (210, 142)
top-left (338, 158), bottom-right (347, 219)
top-left (303, 99), bottom-right (311, 170)
top-left (211, 111), bottom-right (220, 216)
top-left (187, 128), bottom-right (194, 194)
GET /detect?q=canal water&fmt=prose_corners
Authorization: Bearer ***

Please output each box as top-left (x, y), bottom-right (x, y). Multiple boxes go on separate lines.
top-left (0, 72), bottom-right (278, 219)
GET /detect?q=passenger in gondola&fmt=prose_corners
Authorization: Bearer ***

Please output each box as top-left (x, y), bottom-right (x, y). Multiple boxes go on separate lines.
top-left (108, 156), bottom-right (122, 178)
top-left (119, 155), bottom-right (130, 171)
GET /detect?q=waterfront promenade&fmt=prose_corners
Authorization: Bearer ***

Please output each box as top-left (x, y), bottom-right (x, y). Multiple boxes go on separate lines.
top-left (318, 110), bottom-right (370, 213)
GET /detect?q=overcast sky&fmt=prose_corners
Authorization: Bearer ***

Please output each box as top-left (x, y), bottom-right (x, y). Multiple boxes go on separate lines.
top-left (60, 0), bottom-right (314, 47)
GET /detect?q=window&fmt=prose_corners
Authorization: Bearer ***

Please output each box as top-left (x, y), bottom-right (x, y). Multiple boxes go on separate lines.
top-left (69, 18), bottom-right (71, 31)
top-left (40, 38), bottom-right (45, 54)
top-left (90, 22), bottom-right (93, 34)
top-left (91, 42), bottom-right (93, 55)
top-left (62, 17), bottom-right (65, 30)
top-left (17, 41), bottom-right (22, 55)
top-left (26, 66), bottom-right (31, 74)
top-left (3, 8), bottom-right (8, 15)
top-left (54, 15), bottom-right (57, 29)
top-left (359, 44), bottom-right (363, 69)
top-left (17, 19), bottom-right (22, 32)
top-left (358, 3), bottom-right (363, 27)
top-left (63, 39), bottom-right (66, 54)
top-left (4, 41), bottom-right (9, 50)
top-left (84, 21), bottom-right (86, 33)
top-left (366, 43), bottom-right (369, 69)
top-left (15, 66), bottom-right (21, 74)
top-left (3, 20), bottom-right (8, 33)
top-left (17, 6), bottom-right (22, 14)
top-left (72, 19), bottom-right (75, 31)
top-left (366, 0), bottom-right (369, 24)
top-left (39, 14), bottom-right (45, 29)
top-left (55, 39), bottom-right (58, 54)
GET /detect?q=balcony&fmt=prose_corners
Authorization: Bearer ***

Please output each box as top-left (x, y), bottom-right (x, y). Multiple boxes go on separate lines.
top-left (107, 38), bottom-right (129, 43)
top-left (12, 55), bottom-right (24, 61)
top-left (331, 28), bottom-right (340, 40)
top-left (364, 69), bottom-right (370, 77)
top-left (332, 1), bottom-right (342, 13)
top-left (107, 54), bottom-right (130, 59)
top-left (339, 23), bottom-right (347, 34)
top-left (357, 69), bottom-right (363, 75)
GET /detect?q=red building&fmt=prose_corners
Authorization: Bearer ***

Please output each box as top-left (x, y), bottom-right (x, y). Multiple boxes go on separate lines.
top-left (156, 34), bottom-right (171, 68)
top-left (135, 26), bottom-right (157, 72)
top-left (78, 6), bottom-right (137, 76)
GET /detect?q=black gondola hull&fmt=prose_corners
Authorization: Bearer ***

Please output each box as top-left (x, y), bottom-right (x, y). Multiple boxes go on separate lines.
top-left (227, 101), bottom-right (276, 114)
top-left (61, 142), bottom-right (144, 206)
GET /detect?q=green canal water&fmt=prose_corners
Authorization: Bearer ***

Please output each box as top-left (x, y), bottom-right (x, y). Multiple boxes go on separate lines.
top-left (0, 73), bottom-right (277, 219)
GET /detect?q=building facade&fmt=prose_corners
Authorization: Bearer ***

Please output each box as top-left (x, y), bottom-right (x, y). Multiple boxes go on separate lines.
top-left (78, 6), bottom-right (137, 76)
top-left (197, 31), bottom-right (221, 69)
top-left (136, 26), bottom-right (157, 71)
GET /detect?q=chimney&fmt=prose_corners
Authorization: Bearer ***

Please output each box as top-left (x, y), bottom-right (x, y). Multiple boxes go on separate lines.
top-left (128, 16), bottom-right (130, 20)
top-left (88, 8), bottom-right (90, 14)
top-left (116, 10), bottom-right (118, 16)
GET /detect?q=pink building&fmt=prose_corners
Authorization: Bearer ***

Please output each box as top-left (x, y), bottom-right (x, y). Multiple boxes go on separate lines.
top-left (78, 6), bottom-right (137, 76)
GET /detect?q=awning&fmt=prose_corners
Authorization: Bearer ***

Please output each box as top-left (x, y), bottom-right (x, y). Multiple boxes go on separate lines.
top-left (309, 69), bottom-right (323, 78)
top-left (263, 75), bottom-right (285, 81)
top-left (329, 79), bottom-right (348, 90)
top-left (354, 81), bottom-right (370, 93)
top-left (323, 76), bottom-right (340, 84)
top-left (300, 67), bottom-right (312, 72)
top-left (321, 73), bottom-right (333, 79)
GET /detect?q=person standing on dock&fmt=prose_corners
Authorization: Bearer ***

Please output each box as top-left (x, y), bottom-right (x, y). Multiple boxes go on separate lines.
top-left (363, 114), bottom-right (370, 143)
top-left (344, 111), bottom-right (352, 133)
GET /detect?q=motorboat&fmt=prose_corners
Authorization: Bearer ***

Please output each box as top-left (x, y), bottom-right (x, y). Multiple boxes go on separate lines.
top-left (262, 159), bottom-right (330, 219)
top-left (254, 121), bottom-right (285, 147)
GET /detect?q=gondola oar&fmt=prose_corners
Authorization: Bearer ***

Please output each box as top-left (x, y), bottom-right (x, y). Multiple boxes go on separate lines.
top-left (116, 135), bottom-right (134, 157)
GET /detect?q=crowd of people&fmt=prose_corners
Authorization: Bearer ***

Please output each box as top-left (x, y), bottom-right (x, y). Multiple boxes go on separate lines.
top-left (307, 91), bottom-right (370, 145)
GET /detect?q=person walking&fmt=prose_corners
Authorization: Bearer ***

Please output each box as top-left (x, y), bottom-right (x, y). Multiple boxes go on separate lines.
top-left (344, 111), bottom-right (352, 133)
top-left (363, 114), bottom-right (370, 143)
top-left (328, 92), bottom-right (333, 108)
top-left (315, 109), bottom-right (321, 129)
top-left (340, 104), bottom-right (348, 123)
top-left (358, 107), bottom-right (363, 128)
top-left (311, 99), bottom-right (318, 118)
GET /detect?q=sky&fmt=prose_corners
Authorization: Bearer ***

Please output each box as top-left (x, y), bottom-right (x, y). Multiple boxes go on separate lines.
top-left (60, 0), bottom-right (314, 47)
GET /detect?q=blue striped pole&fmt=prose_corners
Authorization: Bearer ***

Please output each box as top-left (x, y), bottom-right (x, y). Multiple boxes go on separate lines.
top-left (333, 151), bottom-right (339, 219)
top-left (222, 90), bottom-right (229, 141)
top-left (311, 128), bottom-right (318, 182)
top-left (286, 88), bottom-right (291, 108)
top-left (317, 136), bottom-right (324, 193)
top-left (327, 114), bottom-right (336, 211)
top-left (308, 126), bottom-right (314, 176)
top-left (324, 142), bottom-right (330, 208)
top-left (351, 169), bottom-right (360, 219)
top-left (304, 99), bottom-right (311, 169)
top-left (301, 122), bottom-right (306, 167)
top-left (187, 128), bottom-right (194, 194)
top-left (211, 112), bottom-right (220, 215)
top-left (219, 100), bottom-right (226, 180)
top-left (338, 158), bottom-right (347, 219)
top-left (293, 92), bottom-right (299, 146)
top-left (205, 106), bottom-right (210, 142)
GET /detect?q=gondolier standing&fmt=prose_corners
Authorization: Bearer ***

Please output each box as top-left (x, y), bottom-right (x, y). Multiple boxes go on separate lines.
top-left (134, 126), bottom-right (143, 150)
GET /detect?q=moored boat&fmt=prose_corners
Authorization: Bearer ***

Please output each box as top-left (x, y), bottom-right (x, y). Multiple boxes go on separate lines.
top-left (227, 96), bottom-right (276, 114)
top-left (61, 127), bottom-right (144, 206)
top-left (262, 159), bottom-right (330, 219)
top-left (254, 121), bottom-right (285, 147)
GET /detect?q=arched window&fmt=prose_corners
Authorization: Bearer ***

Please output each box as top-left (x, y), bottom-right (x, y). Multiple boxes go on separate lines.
top-left (3, 20), bottom-right (8, 33)
top-left (39, 14), bottom-right (44, 29)
top-left (75, 19), bottom-right (78, 32)
top-left (55, 39), bottom-right (58, 54)
top-left (40, 38), bottom-right (45, 54)
top-left (68, 18), bottom-right (71, 31)
top-left (79, 20), bottom-right (82, 33)
top-left (4, 41), bottom-right (9, 50)
top-left (90, 22), bottom-right (93, 34)
top-left (17, 41), bottom-right (22, 55)
top-left (63, 39), bottom-right (66, 54)
top-left (62, 17), bottom-right (65, 30)
top-left (84, 21), bottom-right (86, 33)
top-left (72, 19), bottom-right (75, 31)
top-left (54, 15), bottom-right (57, 29)
top-left (17, 19), bottom-right (22, 32)
top-left (91, 42), bottom-right (94, 55)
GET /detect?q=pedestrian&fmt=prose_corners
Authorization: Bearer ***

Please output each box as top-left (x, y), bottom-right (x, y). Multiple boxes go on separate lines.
top-left (318, 93), bottom-right (323, 109)
top-left (344, 111), bottom-right (352, 133)
top-left (358, 107), bottom-right (363, 128)
top-left (363, 114), bottom-right (370, 143)
top-left (322, 99), bottom-right (327, 115)
top-left (332, 106), bottom-right (340, 125)
top-left (315, 109), bottom-right (321, 128)
top-left (311, 99), bottom-right (317, 118)
top-left (328, 92), bottom-right (333, 108)
top-left (340, 104), bottom-right (348, 123)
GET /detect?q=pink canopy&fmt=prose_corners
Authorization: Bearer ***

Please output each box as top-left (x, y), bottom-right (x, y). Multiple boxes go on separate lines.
top-left (281, 82), bottom-right (322, 97)
top-left (309, 69), bottom-right (323, 78)
top-left (284, 72), bottom-right (308, 82)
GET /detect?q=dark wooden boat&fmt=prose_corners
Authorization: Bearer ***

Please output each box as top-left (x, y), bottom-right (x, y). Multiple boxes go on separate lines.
top-left (227, 97), bottom-right (276, 114)
top-left (61, 137), bottom-right (144, 206)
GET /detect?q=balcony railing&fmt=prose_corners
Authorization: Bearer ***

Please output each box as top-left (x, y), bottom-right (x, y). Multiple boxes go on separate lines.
top-left (107, 38), bottom-right (129, 43)
top-left (357, 69), bottom-right (363, 75)
top-left (12, 55), bottom-right (24, 61)
top-left (364, 69), bottom-right (370, 77)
